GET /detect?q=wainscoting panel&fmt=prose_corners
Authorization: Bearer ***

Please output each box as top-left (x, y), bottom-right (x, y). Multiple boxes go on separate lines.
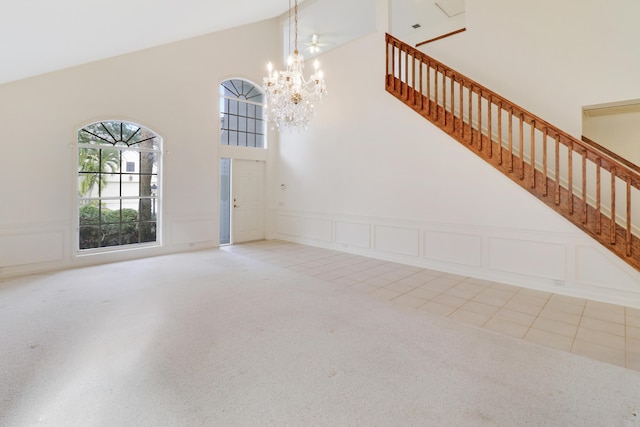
top-left (423, 230), bottom-right (482, 267)
top-left (271, 210), bottom-right (640, 308)
top-left (335, 221), bottom-right (371, 249)
top-left (488, 237), bottom-right (565, 280)
top-left (0, 231), bottom-right (65, 267)
top-left (374, 225), bottom-right (420, 257)
top-left (276, 215), bottom-right (301, 236)
top-left (301, 217), bottom-right (333, 242)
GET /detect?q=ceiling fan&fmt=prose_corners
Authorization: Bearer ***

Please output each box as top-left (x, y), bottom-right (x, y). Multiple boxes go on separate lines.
top-left (302, 34), bottom-right (329, 54)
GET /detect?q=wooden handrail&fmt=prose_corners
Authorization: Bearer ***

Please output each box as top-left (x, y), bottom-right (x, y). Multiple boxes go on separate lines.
top-left (581, 135), bottom-right (640, 175)
top-left (415, 28), bottom-right (466, 47)
top-left (385, 33), bottom-right (640, 270)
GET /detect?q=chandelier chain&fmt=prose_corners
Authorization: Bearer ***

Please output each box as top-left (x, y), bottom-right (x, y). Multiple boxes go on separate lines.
top-left (288, 0), bottom-right (292, 55)
top-left (294, 0), bottom-right (299, 53)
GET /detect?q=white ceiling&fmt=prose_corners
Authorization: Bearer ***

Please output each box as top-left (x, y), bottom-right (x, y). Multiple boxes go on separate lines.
top-left (0, 0), bottom-right (462, 85)
top-left (391, 0), bottom-right (466, 47)
top-left (0, 0), bottom-right (291, 84)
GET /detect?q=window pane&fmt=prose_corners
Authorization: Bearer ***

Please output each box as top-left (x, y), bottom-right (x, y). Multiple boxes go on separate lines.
top-left (140, 222), bottom-right (156, 243)
top-left (80, 124), bottom-right (113, 145)
top-left (247, 133), bottom-right (256, 148)
top-left (78, 147), bottom-right (100, 172)
top-left (101, 224), bottom-right (122, 247)
top-left (79, 203), bottom-right (100, 225)
top-left (229, 100), bottom-right (239, 115)
top-left (138, 198), bottom-right (153, 222)
top-left (79, 226), bottom-right (101, 249)
top-left (78, 175), bottom-right (96, 198)
top-left (121, 150), bottom-right (137, 171)
top-left (229, 131), bottom-right (238, 146)
top-left (103, 148), bottom-right (121, 171)
top-left (122, 178), bottom-right (139, 197)
top-left (222, 85), bottom-right (235, 98)
top-left (121, 198), bottom-right (139, 211)
top-left (229, 114), bottom-right (238, 131)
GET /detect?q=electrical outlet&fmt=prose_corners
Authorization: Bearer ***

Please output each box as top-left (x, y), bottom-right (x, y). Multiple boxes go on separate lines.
top-left (552, 280), bottom-right (564, 287)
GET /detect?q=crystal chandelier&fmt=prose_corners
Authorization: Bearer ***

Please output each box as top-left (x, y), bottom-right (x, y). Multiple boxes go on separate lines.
top-left (263, 0), bottom-right (327, 131)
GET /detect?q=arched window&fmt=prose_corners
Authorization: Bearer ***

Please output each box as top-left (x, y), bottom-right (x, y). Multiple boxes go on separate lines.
top-left (77, 120), bottom-right (161, 251)
top-left (220, 79), bottom-right (266, 148)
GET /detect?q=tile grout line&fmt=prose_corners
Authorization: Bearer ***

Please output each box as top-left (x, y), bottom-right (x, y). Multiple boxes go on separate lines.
top-left (569, 300), bottom-right (588, 355)
top-left (241, 242), bottom-right (637, 372)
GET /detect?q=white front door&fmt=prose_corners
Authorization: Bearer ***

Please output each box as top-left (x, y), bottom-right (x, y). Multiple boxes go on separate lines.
top-left (232, 160), bottom-right (265, 243)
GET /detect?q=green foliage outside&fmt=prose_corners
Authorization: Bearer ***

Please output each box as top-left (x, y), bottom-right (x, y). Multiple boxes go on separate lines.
top-left (79, 202), bottom-right (156, 249)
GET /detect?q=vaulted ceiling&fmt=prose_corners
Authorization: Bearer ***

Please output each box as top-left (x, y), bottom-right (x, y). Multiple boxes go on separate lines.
top-left (0, 0), bottom-right (463, 85)
top-left (0, 0), bottom-right (290, 84)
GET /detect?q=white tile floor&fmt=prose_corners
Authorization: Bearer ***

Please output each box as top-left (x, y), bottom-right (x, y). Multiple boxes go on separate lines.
top-left (224, 240), bottom-right (640, 371)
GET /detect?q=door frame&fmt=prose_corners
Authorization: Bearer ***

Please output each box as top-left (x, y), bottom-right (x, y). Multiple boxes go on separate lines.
top-left (219, 157), bottom-right (267, 245)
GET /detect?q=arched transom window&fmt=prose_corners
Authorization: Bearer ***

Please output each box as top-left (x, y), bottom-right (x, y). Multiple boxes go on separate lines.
top-left (77, 120), bottom-right (161, 251)
top-left (220, 79), bottom-right (266, 148)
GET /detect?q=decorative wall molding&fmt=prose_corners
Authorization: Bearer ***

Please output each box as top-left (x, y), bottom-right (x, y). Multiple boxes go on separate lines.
top-left (0, 229), bottom-right (66, 268)
top-left (0, 221), bottom-right (71, 278)
top-left (273, 209), bottom-right (640, 308)
top-left (335, 221), bottom-right (371, 249)
top-left (424, 229), bottom-right (482, 267)
top-left (0, 215), bottom-right (219, 280)
top-left (374, 225), bottom-right (420, 256)
top-left (487, 237), bottom-right (565, 280)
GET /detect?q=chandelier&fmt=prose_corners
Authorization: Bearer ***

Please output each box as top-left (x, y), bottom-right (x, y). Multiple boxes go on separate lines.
top-left (263, 0), bottom-right (327, 131)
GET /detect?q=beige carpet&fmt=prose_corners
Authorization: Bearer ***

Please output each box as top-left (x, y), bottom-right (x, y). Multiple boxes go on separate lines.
top-left (1, 243), bottom-right (639, 426)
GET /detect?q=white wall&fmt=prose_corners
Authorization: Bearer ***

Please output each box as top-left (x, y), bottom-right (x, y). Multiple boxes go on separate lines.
top-left (421, 0), bottom-right (640, 138)
top-left (273, 0), bottom-right (640, 307)
top-left (0, 19), bottom-right (279, 277)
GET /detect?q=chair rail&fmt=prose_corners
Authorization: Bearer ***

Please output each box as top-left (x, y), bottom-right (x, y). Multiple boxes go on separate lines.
top-left (385, 33), bottom-right (640, 270)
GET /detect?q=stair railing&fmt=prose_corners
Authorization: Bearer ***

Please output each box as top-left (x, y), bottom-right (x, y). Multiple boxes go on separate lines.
top-left (385, 33), bottom-right (640, 271)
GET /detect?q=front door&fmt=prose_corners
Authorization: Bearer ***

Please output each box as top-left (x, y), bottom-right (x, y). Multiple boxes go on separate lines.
top-left (232, 160), bottom-right (265, 243)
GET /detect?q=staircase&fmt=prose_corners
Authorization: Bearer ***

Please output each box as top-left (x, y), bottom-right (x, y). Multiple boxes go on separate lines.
top-left (385, 33), bottom-right (640, 271)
